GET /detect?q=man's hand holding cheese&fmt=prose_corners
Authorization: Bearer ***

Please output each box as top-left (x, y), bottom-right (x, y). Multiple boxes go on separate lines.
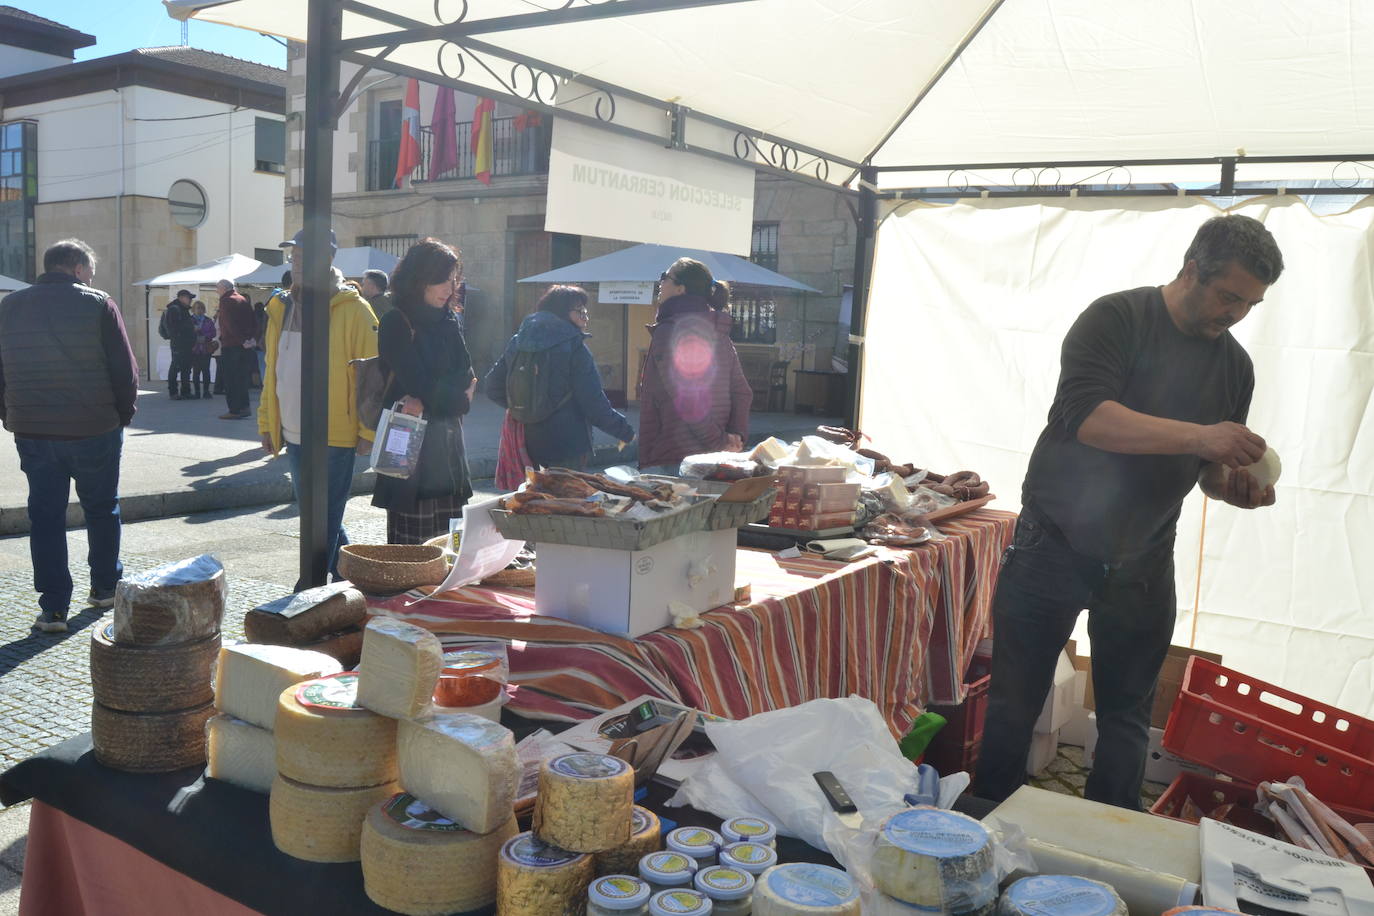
top-left (975, 215), bottom-right (1285, 809)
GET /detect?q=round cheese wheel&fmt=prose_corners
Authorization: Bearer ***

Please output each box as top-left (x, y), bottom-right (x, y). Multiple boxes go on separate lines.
top-left (1001, 876), bottom-right (1127, 916)
top-left (90, 624), bottom-right (218, 712)
top-left (753, 863), bottom-right (861, 915)
top-left (275, 673), bottom-right (397, 787)
top-left (1245, 447), bottom-right (1282, 490)
top-left (269, 773), bottom-right (397, 863)
top-left (595, 806), bottom-right (662, 876)
top-left (870, 807), bottom-right (995, 911)
top-left (361, 793), bottom-right (517, 915)
top-left (497, 831), bottom-right (594, 915)
top-left (112, 554), bottom-right (225, 646)
top-left (533, 753), bottom-right (634, 853)
top-left (91, 700), bottom-right (213, 772)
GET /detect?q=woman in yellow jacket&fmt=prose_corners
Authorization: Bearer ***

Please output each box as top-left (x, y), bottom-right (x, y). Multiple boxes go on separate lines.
top-left (258, 236), bottom-right (378, 585)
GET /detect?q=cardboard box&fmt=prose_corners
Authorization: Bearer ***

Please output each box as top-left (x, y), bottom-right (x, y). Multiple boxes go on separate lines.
top-left (1058, 669), bottom-right (1094, 747)
top-left (1026, 728), bottom-right (1059, 776)
top-left (1034, 650), bottom-right (1077, 734)
top-left (534, 527), bottom-right (737, 637)
top-left (1083, 643), bottom-right (1222, 729)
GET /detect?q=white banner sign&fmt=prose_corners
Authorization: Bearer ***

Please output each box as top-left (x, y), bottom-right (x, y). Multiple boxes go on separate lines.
top-left (546, 119), bottom-right (754, 255)
top-left (598, 281), bottom-right (655, 304)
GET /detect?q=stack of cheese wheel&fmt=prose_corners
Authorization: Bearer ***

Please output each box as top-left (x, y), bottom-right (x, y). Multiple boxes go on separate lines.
top-left (497, 831), bottom-right (595, 915)
top-left (90, 555), bottom-right (226, 772)
top-left (243, 582), bottom-right (369, 667)
top-left (205, 643), bottom-right (342, 793)
top-left (595, 806), bottom-right (662, 876)
top-left (871, 807), bottom-right (997, 915)
top-left (999, 876), bottom-right (1128, 916)
top-left (270, 671), bottom-right (398, 862)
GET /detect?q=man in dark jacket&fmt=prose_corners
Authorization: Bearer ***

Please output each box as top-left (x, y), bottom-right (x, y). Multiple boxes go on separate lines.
top-left (0, 239), bottom-right (138, 632)
top-left (215, 278), bottom-right (257, 419)
top-left (486, 285), bottom-right (634, 469)
top-left (361, 269), bottom-right (393, 320)
top-left (159, 289), bottom-right (196, 399)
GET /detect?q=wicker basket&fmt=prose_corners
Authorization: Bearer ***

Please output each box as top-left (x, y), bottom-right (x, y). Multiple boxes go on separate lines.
top-left (705, 488), bottom-right (778, 530)
top-left (489, 496), bottom-right (714, 551)
top-left (338, 544), bottom-right (448, 594)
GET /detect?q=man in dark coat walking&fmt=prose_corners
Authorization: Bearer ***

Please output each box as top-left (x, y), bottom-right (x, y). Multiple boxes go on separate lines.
top-left (159, 289), bottom-right (196, 399)
top-left (215, 278), bottom-right (257, 419)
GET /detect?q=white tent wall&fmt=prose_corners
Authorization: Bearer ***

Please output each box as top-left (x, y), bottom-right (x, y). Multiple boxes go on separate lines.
top-left (859, 195), bottom-right (1374, 716)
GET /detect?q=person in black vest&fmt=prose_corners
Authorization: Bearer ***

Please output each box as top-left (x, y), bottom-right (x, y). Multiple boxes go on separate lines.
top-left (159, 289), bottom-right (196, 399)
top-left (0, 239), bottom-right (138, 633)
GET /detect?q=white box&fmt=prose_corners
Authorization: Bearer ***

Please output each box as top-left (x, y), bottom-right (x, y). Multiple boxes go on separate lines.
top-left (534, 527), bottom-right (737, 637)
top-left (1027, 728), bottom-right (1059, 776)
top-left (1080, 714), bottom-right (1214, 785)
top-left (1034, 650), bottom-right (1077, 734)
top-left (1059, 669), bottom-right (1094, 747)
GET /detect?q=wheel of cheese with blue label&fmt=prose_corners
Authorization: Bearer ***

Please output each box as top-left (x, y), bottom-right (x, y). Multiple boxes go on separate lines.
top-left (870, 807), bottom-right (996, 912)
top-left (532, 752), bottom-right (634, 852)
top-left (497, 831), bottom-right (594, 915)
top-left (753, 863), bottom-right (861, 915)
top-left (999, 875), bottom-right (1128, 916)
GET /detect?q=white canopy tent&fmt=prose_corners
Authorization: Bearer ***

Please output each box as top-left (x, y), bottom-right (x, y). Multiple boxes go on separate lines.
top-left (169, 0), bottom-right (1374, 715)
top-left (520, 242), bottom-right (819, 291)
top-left (136, 253), bottom-right (266, 288)
top-left (234, 246), bottom-right (400, 287)
top-left (0, 273), bottom-right (28, 293)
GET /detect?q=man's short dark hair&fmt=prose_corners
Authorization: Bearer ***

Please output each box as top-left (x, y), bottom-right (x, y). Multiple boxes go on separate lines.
top-left (43, 239), bottom-right (96, 273)
top-left (176, 289), bottom-right (193, 300)
top-left (1183, 215), bottom-right (1284, 286)
top-left (363, 269), bottom-right (388, 292)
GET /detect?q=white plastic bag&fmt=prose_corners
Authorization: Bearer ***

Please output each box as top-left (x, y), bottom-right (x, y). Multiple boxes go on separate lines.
top-left (370, 403), bottom-right (427, 479)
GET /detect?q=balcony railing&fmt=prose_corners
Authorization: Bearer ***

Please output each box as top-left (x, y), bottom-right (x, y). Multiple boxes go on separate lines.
top-left (365, 116), bottom-right (550, 191)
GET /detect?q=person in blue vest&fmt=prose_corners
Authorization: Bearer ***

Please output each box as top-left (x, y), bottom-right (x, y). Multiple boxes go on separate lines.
top-left (0, 239), bottom-right (138, 633)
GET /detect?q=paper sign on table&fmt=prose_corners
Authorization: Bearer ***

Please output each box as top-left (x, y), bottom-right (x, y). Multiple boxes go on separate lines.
top-left (1200, 818), bottom-right (1374, 916)
top-left (412, 496), bottom-right (525, 603)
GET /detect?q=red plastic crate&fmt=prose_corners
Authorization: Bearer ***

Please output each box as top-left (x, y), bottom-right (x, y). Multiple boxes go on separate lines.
top-left (1163, 657), bottom-right (1374, 809)
top-left (1151, 772), bottom-right (1374, 884)
top-left (923, 651), bottom-right (992, 775)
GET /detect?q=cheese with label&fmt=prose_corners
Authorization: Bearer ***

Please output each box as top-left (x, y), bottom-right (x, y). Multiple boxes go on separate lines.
top-left (205, 713), bottom-right (275, 794)
top-left (275, 673), bottom-right (398, 787)
top-left (269, 773), bottom-right (397, 863)
top-left (596, 806), bottom-right (661, 876)
top-left (397, 711), bottom-right (518, 834)
top-left (356, 616), bottom-right (444, 719)
top-left (112, 554), bottom-right (226, 646)
top-left (870, 807), bottom-right (996, 911)
top-left (533, 753), bottom-right (634, 853)
top-left (360, 792), bottom-right (517, 915)
top-left (214, 643), bottom-right (342, 730)
top-left (753, 863), bottom-right (861, 915)
top-left (497, 831), bottom-right (594, 915)
top-left (1000, 876), bottom-right (1128, 916)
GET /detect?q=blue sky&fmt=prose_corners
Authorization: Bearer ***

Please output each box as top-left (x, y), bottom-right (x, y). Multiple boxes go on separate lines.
top-left (24, 0), bottom-right (287, 69)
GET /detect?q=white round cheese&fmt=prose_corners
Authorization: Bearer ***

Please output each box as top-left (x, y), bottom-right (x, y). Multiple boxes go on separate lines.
top-left (596, 806), bottom-right (662, 876)
top-left (533, 752), bottom-right (635, 853)
top-left (1000, 875), bottom-right (1127, 916)
top-left (269, 773), bottom-right (397, 863)
top-left (753, 863), bottom-right (861, 915)
top-left (360, 792), bottom-right (517, 915)
top-left (275, 673), bottom-right (398, 787)
top-left (1245, 447), bottom-right (1282, 490)
top-left (397, 710), bottom-right (518, 834)
top-left (497, 831), bottom-right (595, 915)
top-left (870, 807), bottom-right (996, 911)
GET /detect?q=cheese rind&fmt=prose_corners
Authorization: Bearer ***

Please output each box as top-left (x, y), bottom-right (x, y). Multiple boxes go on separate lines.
top-left (356, 616), bottom-right (443, 719)
top-left (870, 807), bottom-right (995, 911)
top-left (275, 674), bottom-right (398, 787)
top-left (361, 793), bottom-right (517, 915)
top-left (497, 831), bottom-right (594, 915)
top-left (269, 773), bottom-right (397, 863)
top-left (753, 863), bottom-right (861, 915)
top-left (244, 582), bottom-right (366, 644)
top-left (205, 713), bottom-right (275, 794)
top-left (533, 753), bottom-right (635, 853)
top-left (397, 711), bottom-right (518, 834)
top-left (214, 643), bottom-right (343, 730)
top-left (112, 554), bottom-right (226, 646)
top-left (595, 806), bottom-right (661, 876)
top-left (91, 700), bottom-right (213, 773)
top-left (90, 624), bottom-right (218, 712)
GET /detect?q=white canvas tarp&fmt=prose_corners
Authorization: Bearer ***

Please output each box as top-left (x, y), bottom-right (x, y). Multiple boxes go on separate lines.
top-left (860, 196), bottom-right (1374, 715)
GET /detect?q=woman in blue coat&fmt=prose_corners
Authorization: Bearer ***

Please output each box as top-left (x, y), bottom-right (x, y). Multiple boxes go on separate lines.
top-left (486, 285), bottom-right (634, 470)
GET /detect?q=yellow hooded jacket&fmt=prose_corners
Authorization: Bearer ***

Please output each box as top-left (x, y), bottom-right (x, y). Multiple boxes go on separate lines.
top-left (257, 277), bottom-right (379, 454)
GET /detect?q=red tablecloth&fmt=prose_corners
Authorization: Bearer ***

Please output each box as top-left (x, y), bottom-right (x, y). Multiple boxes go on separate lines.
top-left (372, 509), bottom-right (1015, 735)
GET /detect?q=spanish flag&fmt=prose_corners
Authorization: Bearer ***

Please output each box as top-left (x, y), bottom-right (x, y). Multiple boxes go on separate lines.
top-left (393, 78), bottom-right (421, 188)
top-left (471, 96), bottom-right (495, 186)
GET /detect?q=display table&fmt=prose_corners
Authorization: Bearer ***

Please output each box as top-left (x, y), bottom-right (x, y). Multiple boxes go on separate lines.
top-left (372, 509), bottom-right (1014, 734)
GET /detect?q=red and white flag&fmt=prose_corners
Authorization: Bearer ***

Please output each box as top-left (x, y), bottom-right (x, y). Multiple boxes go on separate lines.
top-left (393, 78), bottom-right (421, 188)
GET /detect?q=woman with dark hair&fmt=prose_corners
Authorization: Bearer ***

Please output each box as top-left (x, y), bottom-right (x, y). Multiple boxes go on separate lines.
top-left (638, 257), bottom-right (752, 474)
top-left (486, 285), bottom-right (634, 476)
top-left (372, 237), bottom-right (477, 544)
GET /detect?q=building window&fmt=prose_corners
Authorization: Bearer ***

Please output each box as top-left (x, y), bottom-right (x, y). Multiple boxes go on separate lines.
top-left (0, 120), bottom-right (36, 282)
top-left (255, 117), bottom-right (286, 174)
top-left (366, 102), bottom-right (551, 190)
top-left (366, 99), bottom-right (403, 191)
top-left (169, 179), bottom-right (207, 229)
top-left (359, 234), bottom-right (418, 258)
top-left (750, 222), bottom-right (779, 271)
top-left (730, 297), bottom-right (777, 344)
top-left (254, 248), bottom-right (284, 267)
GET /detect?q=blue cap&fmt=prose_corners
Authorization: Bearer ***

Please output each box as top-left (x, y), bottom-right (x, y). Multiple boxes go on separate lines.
top-left (280, 228), bottom-right (338, 250)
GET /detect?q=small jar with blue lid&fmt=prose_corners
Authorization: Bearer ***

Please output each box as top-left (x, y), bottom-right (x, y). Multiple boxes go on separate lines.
top-left (588, 874), bottom-right (653, 915)
top-left (639, 851), bottom-right (700, 894)
top-left (695, 864), bottom-right (754, 914)
top-left (720, 816), bottom-right (776, 849)
top-left (665, 826), bottom-right (725, 866)
top-left (649, 888), bottom-right (714, 916)
top-left (718, 842), bottom-right (777, 877)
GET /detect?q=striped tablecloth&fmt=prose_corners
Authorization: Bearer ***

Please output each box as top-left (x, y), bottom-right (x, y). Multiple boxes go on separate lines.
top-left (370, 508), bottom-right (1015, 734)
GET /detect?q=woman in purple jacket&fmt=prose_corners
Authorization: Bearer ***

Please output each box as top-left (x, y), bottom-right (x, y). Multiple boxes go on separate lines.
top-left (637, 258), bottom-right (752, 474)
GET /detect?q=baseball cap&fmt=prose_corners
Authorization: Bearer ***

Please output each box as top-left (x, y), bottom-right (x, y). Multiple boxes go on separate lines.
top-left (176, 289), bottom-right (193, 298)
top-left (279, 228), bottom-right (339, 250)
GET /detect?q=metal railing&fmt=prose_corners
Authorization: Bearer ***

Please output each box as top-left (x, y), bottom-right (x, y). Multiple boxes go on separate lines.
top-left (365, 116), bottom-right (550, 191)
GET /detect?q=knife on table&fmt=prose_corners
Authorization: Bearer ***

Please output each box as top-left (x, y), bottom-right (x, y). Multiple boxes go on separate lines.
top-left (813, 770), bottom-right (863, 830)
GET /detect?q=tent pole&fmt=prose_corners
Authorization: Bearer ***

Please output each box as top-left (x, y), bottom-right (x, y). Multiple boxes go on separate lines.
top-left (144, 287), bottom-right (152, 381)
top-left (299, 0), bottom-right (342, 588)
top-left (844, 165), bottom-right (878, 430)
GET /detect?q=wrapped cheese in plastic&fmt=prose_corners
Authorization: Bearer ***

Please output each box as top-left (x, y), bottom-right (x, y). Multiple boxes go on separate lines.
top-left (113, 554), bottom-right (226, 646)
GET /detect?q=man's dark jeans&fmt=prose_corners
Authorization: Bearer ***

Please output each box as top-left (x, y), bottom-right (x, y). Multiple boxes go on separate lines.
top-left (284, 442), bottom-right (356, 585)
top-left (16, 427), bottom-right (124, 617)
top-left (168, 348), bottom-right (193, 397)
top-left (222, 347), bottom-right (253, 414)
top-left (974, 506), bottom-right (1176, 809)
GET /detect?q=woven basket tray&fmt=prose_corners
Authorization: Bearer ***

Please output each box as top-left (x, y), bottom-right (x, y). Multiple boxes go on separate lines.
top-left (490, 496), bottom-right (713, 551)
top-left (705, 487), bottom-right (778, 530)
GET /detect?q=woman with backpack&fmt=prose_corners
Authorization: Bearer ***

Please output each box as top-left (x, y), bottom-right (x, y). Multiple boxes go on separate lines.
top-left (372, 238), bottom-right (477, 544)
top-left (637, 258), bottom-right (753, 474)
top-left (486, 285), bottom-right (634, 478)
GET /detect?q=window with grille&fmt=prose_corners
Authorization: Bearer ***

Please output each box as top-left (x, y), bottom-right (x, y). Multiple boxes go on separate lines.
top-left (359, 235), bottom-right (419, 258)
top-left (0, 121), bottom-right (36, 283)
top-left (254, 118), bottom-right (286, 174)
top-left (750, 222), bottom-right (779, 271)
top-left (730, 297), bottom-right (777, 344)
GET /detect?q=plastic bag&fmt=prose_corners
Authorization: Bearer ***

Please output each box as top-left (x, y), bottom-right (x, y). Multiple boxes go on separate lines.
top-left (113, 554), bottom-right (226, 646)
top-left (370, 404), bottom-right (427, 479)
top-left (434, 642), bottom-right (509, 711)
top-left (678, 451), bottom-right (760, 480)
